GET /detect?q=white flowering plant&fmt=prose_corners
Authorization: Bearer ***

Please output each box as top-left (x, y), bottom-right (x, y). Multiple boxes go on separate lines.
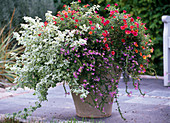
top-left (6, 1), bottom-right (154, 120)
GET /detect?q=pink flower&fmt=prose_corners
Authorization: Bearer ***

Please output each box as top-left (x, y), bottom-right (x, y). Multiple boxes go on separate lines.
top-left (75, 19), bottom-right (79, 22)
top-left (123, 15), bottom-right (128, 19)
top-left (137, 16), bottom-right (141, 19)
top-left (106, 4), bottom-right (110, 7)
top-left (91, 26), bottom-right (95, 30)
top-left (144, 27), bottom-right (148, 30)
top-left (123, 10), bottom-right (126, 13)
top-left (132, 31), bottom-right (138, 36)
top-left (120, 26), bottom-right (125, 30)
top-left (114, 3), bottom-right (118, 6)
top-left (125, 30), bottom-right (131, 34)
top-left (110, 11), bottom-right (115, 15)
top-left (105, 43), bottom-right (109, 47)
top-left (91, 73), bottom-right (95, 75)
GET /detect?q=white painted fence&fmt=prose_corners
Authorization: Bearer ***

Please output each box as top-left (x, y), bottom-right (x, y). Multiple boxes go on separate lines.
top-left (162, 16), bottom-right (170, 86)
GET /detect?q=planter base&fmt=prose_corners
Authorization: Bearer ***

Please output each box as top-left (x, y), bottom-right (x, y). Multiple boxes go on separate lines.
top-left (71, 92), bottom-right (113, 118)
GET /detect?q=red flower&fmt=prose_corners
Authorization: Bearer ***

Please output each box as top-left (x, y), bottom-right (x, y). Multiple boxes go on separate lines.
top-left (113, 16), bottom-right (116, 18)
top-left (111, 26), bottom-right (114, 29)
top-left (141, 23), bottom-right (144, 25)
top-left (75, 19), bottom-right (79, 22)
top-left (38, 33), bottom-right (41, 36)
top-left (57, 14), bottom-right (61, 17)
top-left (103, 20), bottom-right (110, 26)
top-left (89, 31), bottom-right (93, 35)
top-left (63, 5), bottom-right (67, 7)
top-left (75, 25), bottom-right (77, 28)
top-left (115, 10), bottom-right (119, 13)
top-left (78, 0), bottom-right (81, 3)
top-left (102, 32), bottom-right (107, 37)
top-left (72, 17), bottom-right (75, 20)
top-left (60, 18), bottom-right (64, 21)
top-left (105, 20), bottom-right (110, 24)
top-left (134, 22), bottom-right (139, 25)
top-left (53, 21), bottom-right (57, 24)
top-left (111, 51), bottom-right (115, 55)
top-left (120, 26), bottom-right (125, 30)
top-left (124, 24), bottom-right (128, 28)
top-left (130, 25), bottom-right (134, 29)
top-left (65, 15), bottom-right (68, 18)
top-left (89, 20), bottom-right (92, 25)
top-left (44, 21), bottom-right (48, 26)
top-left (123, 19), bottom-right (126, 23)
top-left (105, 43), bottom-right (109, 47)
top-left (121, 39), bottom-right (125, 42)
top-left (130, 17), bottom-right (134, 22)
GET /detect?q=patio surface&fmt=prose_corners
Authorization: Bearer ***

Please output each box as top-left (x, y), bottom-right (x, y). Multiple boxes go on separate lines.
top-left (0, 76), bottom-right (170, 123)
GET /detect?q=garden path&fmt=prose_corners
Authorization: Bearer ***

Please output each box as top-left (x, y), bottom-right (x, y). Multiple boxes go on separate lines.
top-left (0, 76), bottom-right (170, 123)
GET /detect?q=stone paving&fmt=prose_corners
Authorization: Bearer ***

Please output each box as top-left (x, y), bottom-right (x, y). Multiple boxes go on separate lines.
top-left (0, 77), bottom-right (170, 123)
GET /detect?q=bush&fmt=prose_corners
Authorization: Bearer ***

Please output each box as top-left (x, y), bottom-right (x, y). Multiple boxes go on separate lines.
top-left (0, 12), bottom-right (24, 87)
top-left (53, 0), bottom-right (170, 76)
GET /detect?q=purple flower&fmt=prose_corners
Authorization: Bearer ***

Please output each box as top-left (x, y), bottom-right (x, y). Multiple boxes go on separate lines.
top-left (83, 48), bottom-right (87, 51)
top-left (99, 93), bottom-right (103, 96)
top-left (73, 72), bottom-right (77, 78)
top-left (91, 85), bottom-right (94, 88)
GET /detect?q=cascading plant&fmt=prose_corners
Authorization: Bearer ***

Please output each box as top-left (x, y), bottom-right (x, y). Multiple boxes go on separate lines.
top-left (6, 0), bottom-right (154, 120)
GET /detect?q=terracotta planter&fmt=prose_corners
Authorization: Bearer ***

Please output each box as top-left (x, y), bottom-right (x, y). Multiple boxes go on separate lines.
top-left (71, 65), bottom-right (121, 118)
top-left (71, 91), bottom-right (113, 118)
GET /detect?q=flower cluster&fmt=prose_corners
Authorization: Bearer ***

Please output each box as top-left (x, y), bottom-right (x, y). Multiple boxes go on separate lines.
top-left (7, 1), bottom-right (153, 119)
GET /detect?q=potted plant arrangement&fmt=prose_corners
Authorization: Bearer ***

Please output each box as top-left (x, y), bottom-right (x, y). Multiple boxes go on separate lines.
top-left (6, 0), bottom-right (154, 120)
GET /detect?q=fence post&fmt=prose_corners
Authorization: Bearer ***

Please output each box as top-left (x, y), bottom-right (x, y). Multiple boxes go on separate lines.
top-left (162, 16), bottom-right (170, 86)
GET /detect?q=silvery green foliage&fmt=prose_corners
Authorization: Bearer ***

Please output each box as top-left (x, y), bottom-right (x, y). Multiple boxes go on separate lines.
top-left (8, 11), bottom-right (89, 102)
